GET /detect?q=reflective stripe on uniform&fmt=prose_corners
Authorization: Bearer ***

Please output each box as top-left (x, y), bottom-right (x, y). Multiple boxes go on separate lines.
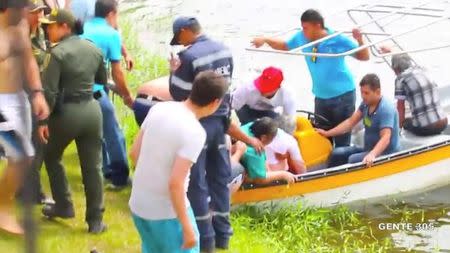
top-left (192, 49), bottom-right (233, 70)
top-left (195, 213), bottom-right (211, 221)
top-left (171, 75), bottom-right (192, 90)
top-left (212, 211), bottom-right (230, 217)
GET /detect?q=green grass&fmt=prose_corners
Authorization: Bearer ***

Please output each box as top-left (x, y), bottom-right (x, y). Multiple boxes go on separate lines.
top-left (0, 18), bottom-right (395, 253)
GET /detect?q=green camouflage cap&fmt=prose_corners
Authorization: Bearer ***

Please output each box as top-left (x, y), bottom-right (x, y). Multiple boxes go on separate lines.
top-left (40, 9), bottom-right (75, 28)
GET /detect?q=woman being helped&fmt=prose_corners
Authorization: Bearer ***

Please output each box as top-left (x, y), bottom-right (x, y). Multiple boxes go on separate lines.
top-left (38, 9), bottom-right (108, 234)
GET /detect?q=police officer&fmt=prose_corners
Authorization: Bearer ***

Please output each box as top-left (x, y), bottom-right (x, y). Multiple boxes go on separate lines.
top-left (38, 9), bottom-right (108, 234)
top-left (167, 17), bottom-right (263, 252)
top-left (21, 0), bottom-right (50, 204)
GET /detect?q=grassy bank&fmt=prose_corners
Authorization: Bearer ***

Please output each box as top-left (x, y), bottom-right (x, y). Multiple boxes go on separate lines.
top-left (0, 19), bottom-right (394, 253)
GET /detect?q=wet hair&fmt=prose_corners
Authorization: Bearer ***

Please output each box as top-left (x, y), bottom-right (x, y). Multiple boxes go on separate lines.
top-left (277, 115), bottom-right (296, 134)
top-left (95, 0), bottom-right (118, 18)
top-left (73, 19), bottom-right (84, 35)
top-left (391, 54), bottom-right (413, 74)
top-left (301, 9), bottom-right (325, 28)
top-left (189, 70), bottom-right (228, 106)
top-left (359, 73), bottom-right (381, 91)
top-left (250, 117), bottom-right (278, 140)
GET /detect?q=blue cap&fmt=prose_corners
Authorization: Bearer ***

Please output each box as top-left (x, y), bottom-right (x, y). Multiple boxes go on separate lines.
top-left (170, 16), bottom-right (199, 45)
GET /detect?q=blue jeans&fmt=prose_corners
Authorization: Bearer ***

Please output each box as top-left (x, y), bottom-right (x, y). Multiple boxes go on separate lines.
top-left (328, 146), bottom-right (368, 167)
top-left (132, 208), bottom-right (200, 253)
top-left (98, 90), bottom-right (129, 185)
top-left (315, 90), bottom-right (356, 147)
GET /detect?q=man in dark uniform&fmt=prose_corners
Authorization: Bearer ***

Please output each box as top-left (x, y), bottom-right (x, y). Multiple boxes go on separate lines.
top-left (165, 17), bottom-right (263, 252)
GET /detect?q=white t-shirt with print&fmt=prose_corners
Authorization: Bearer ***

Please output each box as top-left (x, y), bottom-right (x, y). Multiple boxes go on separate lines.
top-left (129, 102), bottom-right (206, 220)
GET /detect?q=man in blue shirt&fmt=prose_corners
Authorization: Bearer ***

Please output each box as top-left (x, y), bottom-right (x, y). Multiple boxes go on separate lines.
top-left (252, 9), bottom-right (370, 147)
top-left (82, 0), bottom-right (133, 187)
top-left (317, 74), bottom-right (400, 167)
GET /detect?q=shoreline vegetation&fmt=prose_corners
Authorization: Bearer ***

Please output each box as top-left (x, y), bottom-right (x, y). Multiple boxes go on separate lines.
top-left (0, 18), bottom-right (395, 253)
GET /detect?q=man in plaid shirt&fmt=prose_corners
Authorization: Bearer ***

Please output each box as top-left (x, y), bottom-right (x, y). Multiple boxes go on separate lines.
top-left (392, 54), bottom-right (448, 136)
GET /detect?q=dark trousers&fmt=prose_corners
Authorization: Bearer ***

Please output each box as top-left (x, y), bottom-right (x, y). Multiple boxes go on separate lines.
top-left (45, 100), bottom-right (104, 224)
top-left (404, 118), bottom-right (448, 136)
top-left (314, 90), bottom-right (356, 147)
top-left (26, 115), bottom-right (46, 201)
top-left (236, 105), bottom-right (279, 125)
top-left (187, 116), bottom-right (232, 251)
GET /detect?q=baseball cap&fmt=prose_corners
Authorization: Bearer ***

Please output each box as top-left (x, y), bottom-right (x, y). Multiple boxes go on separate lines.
top-left (170, 16), bottom-right (200, 45)
top-left (28, 0), bottom-right (47, 12)
top-left (40, 9), bottom-right (75, 28)
top-left (254, 67), bottom-right (284, 94)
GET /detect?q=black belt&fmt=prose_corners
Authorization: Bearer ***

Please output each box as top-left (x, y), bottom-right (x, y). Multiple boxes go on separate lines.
top-left (63, 91), bottom-right (102, 103)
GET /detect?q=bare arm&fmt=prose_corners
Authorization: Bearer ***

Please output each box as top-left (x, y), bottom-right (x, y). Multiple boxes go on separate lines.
top-left (251, 170), bottom-right (295, 185)
top-left (287, 158), bottom-right (306, 175)
top-left (227, 120), bottom-right (264, 153)
top-left (352, 29), bottom-right (370, 61)
top-left (130, 129), bottom-right (144, 164)
top-left (370, 128), bottom-right (392, 157)
top-left (169, 156), bottom-right (197, 249)
top-left (251, 36), bottom-right (288, 51)
top-left (397, 100), bottom-right (406, 128)
top-left (111, 62), bottom-right (133, 107)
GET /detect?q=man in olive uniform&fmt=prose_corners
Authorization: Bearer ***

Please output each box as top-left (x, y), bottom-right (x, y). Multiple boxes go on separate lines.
top-left (20, 0), bottom-right (50, 205)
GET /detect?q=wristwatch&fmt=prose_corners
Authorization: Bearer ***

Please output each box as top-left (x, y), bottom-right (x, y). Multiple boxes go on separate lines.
top-left (31, 88), bottom-right (45, 97)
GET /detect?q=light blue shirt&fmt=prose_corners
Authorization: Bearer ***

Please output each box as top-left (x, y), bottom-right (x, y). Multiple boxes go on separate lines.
top-left (358, 97), bottom-right (400, 154)
top-left (286, 29), bottom-right (358, 99)
top-left (70, 0), bottom-right (95, 22)
top-left (81, 17), bottom-right (122, 91)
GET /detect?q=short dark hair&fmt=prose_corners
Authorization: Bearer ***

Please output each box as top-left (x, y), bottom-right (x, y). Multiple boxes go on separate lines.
top-left (359, 73), bottom-right (381, 91)
top-left (95, 0), bottom-right (117, 18)
top-left (301, 9), bottom-right (325, 28)
top-left (189, 70), bottom-right (228, 107)
top-left (250, 117), bottom-right (278, 139)
top-left (188, 21), bottom-right (201, 34)
top-left (0, 0), bottom-right (27, 13)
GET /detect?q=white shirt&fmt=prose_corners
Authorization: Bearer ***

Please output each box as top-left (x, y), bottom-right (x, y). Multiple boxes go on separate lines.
top-left (129, 102), bottom-right (206, 220)
top-left (265, 129), bottom-right (303, 168)
top-left (231, 82), bottom-right (297, 116)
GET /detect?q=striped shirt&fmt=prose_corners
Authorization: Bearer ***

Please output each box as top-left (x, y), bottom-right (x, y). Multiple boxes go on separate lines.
top-left (395, 67), bottom-right (446, 128)
top-left (169, 35), bottom-right (233, 117)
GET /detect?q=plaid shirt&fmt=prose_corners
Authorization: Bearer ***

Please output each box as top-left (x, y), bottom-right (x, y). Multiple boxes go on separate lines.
top-left (395, 67), bottom-right (446, 128)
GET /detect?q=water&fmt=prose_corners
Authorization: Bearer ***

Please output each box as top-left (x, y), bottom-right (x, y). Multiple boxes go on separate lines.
top-left (120, 0), bottom-right (450, 251)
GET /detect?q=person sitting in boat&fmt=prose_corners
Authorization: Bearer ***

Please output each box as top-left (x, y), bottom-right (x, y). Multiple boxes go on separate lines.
top-left (231, 66), bottom-right (297, 125)
top-left (316, 74), bottom-right (401, 167)
top-left (240, 117), bottom-right (296, 184)
top-left (265, 115), bottom-right (306, 174)
top-left (382, 47), bottom-right (448, 136)
top-left (228, 140), bottom-right (247, 194)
